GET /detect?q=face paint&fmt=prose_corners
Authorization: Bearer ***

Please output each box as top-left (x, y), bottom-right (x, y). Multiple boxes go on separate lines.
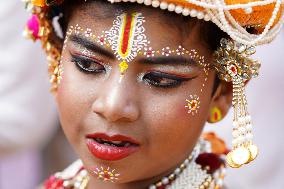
top-left (103, 12), bottom-right (148, 79)
top-left (63, 13), bottom-right (210, 115)
top-left (64, 13), bottom-right (209, 83)
top-left (93, 166), bottom-right (120, 183)
top-left (185, 95), bottom-right (200, 115)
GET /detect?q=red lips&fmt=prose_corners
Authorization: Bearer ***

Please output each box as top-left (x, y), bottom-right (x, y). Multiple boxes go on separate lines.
top-left (86, 133), bottom-right (140, 161)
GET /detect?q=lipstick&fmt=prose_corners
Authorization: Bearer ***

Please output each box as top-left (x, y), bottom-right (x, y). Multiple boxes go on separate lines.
top-left (86, 133), bottom-right (140, 161)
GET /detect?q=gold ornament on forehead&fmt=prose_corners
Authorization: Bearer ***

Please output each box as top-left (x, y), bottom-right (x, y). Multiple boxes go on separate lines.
top-left (213, 38), bottom-right (260, 168)
top-left (103, 12), bottom-right (148, 81)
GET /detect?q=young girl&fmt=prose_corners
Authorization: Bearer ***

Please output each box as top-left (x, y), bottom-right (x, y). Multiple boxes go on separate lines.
top-left (23, 0), bottom-right (283, 188)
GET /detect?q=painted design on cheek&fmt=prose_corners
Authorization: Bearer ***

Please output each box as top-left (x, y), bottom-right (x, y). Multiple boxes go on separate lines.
top-left (185, 95), bottom-right (200, 115)
top-left (103, 12), bottom-right (148, 79)
top-left (93, 166), bottom-right (120, 182)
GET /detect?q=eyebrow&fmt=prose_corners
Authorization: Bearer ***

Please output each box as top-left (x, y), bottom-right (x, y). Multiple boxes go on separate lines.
top-left (70, 34), bottom-right (202, 67)
top-left (69, 34), bottom-right (115, 59)
top-left (138, 56), bottom-right (199, 67)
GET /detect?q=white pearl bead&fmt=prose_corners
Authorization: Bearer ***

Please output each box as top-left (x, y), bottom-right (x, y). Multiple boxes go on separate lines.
top-left (74, 181), bottom-right (81, 188)
top-left (151, 0), bottom-right (160, 7)
top-left (184, 159), bottom-right (189, 165)
top-left (162, 177), bottom-right (170, 184)
top-left (175, 6), bottom-right (183, 14)
top-left (182, 8), bottom-right (190, 16)
top-left (130, 0), bottom-right (136, 2)
top-left (80, 170), bottom-right (88, 177)
top-left (144, 0), bottom-right (152, 6)
top-left (232, 139), bottom-right (238, 146)
top-left (238, 136), bottom-right (245, 143)
top-left (233, 121), bottom-right (238, 128)
top-left (122, 0), bottom-right (129, 2)
top-left (244, 7), bottom-right (253, 14)
top-left (246, 115), bottom-right (251, 122)
top-left (217, 179), bottom-right (223, 186)
top-left (238, 127), bottom-right (246, 134)
top-left (149, 185), bottom-right (156, 189)
top-left (239, 117), bottom-right (245, 124)
top-left (174, 168), bottom-right (181, 175)
top-left (232, 130), bottom-right (239, 138)
top-left (168, 3), bottom-right (175, 12)
top-left (204, 14), bottom-right (210, 21)
top-left (190, 9), bottom-right (197, 17)
top-left (137, 0), bottom-right (144, 4)
top-left (160, 2), bottom-right (168, 10)
top-left (197, 12), bottom-right (204, 19)
top-left (246, 124), bottom-right (253, 131)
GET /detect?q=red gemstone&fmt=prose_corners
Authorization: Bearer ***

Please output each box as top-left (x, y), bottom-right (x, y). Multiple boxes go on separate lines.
top-left (230, 66), bottom-right (237, 74)
top-left (214, 112), bottom-right (218, 120)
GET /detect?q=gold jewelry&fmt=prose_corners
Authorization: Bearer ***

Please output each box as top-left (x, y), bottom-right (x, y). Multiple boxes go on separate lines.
top-left (214, 38), bottom-right (260, 168)
top-left (210, 107), bottom-right (222, 123)
top-left (24, 6), bottom-right (63, 92)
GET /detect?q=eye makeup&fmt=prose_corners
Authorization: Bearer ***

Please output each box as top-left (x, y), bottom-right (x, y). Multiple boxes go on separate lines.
top-left (63, 12), bottom-right (210, 92)
top-left (69, 46), bottom-right (112, 75)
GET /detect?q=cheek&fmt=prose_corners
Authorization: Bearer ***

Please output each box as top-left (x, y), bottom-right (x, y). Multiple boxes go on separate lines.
top-left (142, 80), bottom-right (213, 160)
top-left (56, 58), bottom-right (93, 143)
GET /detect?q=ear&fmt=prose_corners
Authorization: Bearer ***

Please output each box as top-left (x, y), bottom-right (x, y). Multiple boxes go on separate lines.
top-left (207, 79), bottom-right (233, 123)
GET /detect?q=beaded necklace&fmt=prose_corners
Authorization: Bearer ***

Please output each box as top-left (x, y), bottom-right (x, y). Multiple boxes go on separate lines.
top-left (44, 140), bottom-right (226, 189)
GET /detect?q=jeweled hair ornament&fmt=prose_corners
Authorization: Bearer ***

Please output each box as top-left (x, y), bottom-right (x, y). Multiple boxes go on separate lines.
top-left (214, 38), bottom-right (260, 168)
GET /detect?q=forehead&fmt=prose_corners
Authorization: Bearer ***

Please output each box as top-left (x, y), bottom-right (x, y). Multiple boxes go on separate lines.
top-left (66, 1), bottom-right (211, 57)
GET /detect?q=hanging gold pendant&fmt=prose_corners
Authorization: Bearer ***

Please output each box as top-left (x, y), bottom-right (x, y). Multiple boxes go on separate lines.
top-left (213, 38), bottom-right (261, 168)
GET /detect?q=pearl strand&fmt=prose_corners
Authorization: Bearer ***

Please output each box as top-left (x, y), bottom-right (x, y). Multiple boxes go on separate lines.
top-left (206, 0), bottom-right (283, 45)
top-left (108, 0), bottom-right (211, 20)
top-left (148, 142), bottom-right (201, 189)
top-left (107, 0), bottom-right (284, 46)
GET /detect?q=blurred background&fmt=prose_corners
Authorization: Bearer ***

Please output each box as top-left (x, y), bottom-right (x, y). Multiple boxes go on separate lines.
top-left (0, 1), bottom-right (283, 189)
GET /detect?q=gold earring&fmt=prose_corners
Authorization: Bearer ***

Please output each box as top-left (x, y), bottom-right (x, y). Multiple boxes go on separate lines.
top-left (210, 107), bottom-right (222, 123)
top-left (214, 38), bottom-right (260, 168)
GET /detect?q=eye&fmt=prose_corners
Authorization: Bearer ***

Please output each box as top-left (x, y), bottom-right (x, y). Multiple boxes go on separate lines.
top-left (142, 71), bottom-right (191, 88)
top-left (71, 54), bottom-right (105, 73)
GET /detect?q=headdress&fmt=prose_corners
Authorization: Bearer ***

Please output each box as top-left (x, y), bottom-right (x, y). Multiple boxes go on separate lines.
top-left (23, 0), bottom-right (283, 169)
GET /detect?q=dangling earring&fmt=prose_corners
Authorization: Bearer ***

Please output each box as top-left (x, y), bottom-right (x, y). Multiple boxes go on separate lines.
top-left (46, 42), bottom-right (63, 92)
top-left (214, 38), bottom-right (260, 168)
top-left (48, 60), bottom-right (63, 92)
top-left (210, 107), bottom-right (222, 123)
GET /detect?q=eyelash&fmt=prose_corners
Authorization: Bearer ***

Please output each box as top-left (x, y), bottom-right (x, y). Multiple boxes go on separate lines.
top-left (71, 54), bottom-right (105, 74)
top-left (142, 71), bottom-right (192, 88)
top-left (70, 54), bottom-right (192, 88)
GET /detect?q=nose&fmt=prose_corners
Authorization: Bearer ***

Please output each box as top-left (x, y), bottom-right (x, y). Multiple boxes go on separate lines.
top-left (91, 77), bottom-right (140, 123)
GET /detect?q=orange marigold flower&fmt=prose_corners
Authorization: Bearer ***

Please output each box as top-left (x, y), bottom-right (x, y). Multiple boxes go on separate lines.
top-left (203, 132), bottom-right (229, 155)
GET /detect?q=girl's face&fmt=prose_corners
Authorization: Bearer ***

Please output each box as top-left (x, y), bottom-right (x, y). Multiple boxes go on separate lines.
top-left (56, 1), bottom-right (230, 188)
